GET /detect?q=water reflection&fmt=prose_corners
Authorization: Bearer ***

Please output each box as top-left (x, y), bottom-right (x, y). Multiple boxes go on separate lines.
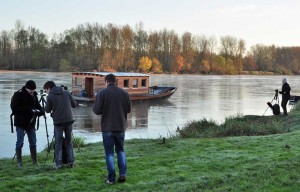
top-left (72, 99), bottom-right (176, 132)
top-left (73, 105), bottom-right (100, 132)
top-left (129, 99), bottom-right (175, 130)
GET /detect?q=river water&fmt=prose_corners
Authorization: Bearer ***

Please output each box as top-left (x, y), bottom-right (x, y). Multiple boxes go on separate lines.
top-left (0, 71), bottom-right (298, 158)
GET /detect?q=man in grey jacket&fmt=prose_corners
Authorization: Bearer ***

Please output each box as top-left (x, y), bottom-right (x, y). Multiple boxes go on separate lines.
top-left (93, 74), bottom-right (131, 184)
top-left (43, 81), bottom-right (77, 169)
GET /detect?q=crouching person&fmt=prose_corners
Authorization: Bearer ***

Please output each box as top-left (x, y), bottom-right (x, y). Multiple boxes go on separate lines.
top-left (10, 80), bottom-right (44, 168)
top-left (43, 81), bottom-right (77, 169)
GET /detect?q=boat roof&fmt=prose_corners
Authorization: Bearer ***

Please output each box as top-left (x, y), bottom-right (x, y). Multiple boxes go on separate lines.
top-left (72, 72), bottom-right (149, 77)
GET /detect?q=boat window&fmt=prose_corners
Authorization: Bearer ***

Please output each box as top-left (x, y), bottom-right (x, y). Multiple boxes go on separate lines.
top-left (75, 77), bottom-right (83, 87)
top-left (124, 79), bottom-right (129, 88)
top-left (133, 79), bottom-right (138, 88)
top-left (141, 79), bottom-right (147, 87)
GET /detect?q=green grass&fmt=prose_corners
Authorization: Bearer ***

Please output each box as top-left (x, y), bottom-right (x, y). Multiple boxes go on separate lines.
top-left (177, 108), bottom-right (300, 138)
top-left (2, 105), bottom-right (300, 191)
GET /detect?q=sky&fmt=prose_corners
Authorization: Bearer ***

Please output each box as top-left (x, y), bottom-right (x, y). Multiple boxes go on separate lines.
top-left (1, 0), bottom-right (300, 51)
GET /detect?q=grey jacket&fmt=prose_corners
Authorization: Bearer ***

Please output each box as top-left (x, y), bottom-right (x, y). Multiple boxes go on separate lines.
top-left (93, 83), bottom-right (131, 132)
top-left (45, 86), bottom-right (77, 125)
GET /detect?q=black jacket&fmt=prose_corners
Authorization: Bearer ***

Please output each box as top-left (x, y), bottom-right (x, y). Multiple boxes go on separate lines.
top-left (280, 83), bottom-right (291, 100)
top-left (10, 86), bottom-right (43, 130)
top-left (93, 83), bottom-right (131, 132)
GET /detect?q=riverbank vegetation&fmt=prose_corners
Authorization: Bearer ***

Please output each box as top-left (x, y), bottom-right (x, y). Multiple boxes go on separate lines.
top-left (1, 20), bottom-right (300, 75)
top-left (177, 103), bottom-right (300, 139)
top-left (1, 103), bottom-right (300, 191)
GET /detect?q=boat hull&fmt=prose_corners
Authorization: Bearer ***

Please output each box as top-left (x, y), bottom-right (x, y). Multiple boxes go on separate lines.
top-left (72, 86), bottom-right (177, 104)
top-left (289, 95), bottom-right (300, 105)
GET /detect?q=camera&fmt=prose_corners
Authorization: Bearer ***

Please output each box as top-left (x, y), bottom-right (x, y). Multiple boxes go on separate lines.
top-left (274, 89), bottom-right (279, 100)
top-left (39, 89), bottom-right (47, 96)
top-left (32, 109), bottom-right (41, 114)
top-left (61, 85), bottom-right (68, 90)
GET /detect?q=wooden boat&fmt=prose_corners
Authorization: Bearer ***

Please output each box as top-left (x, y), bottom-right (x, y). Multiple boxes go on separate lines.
top-left (71, 72), bottom-right (176, 103)
top-left (289, 95), bottom-right (300, 105)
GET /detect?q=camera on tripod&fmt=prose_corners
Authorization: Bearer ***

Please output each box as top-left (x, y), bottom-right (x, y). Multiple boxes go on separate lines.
top-left (39, 89), bottom-right (47, 96)
top-left (274, 89), bottom-right (279, 99)
top-left (61, 85), bottom-right (68, 90)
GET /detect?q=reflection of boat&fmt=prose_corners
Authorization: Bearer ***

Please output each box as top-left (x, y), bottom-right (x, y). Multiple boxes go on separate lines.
top-left (72, 98), bottom-right (176, 132)
top-left (289, 95), bottom-right (300, 105)
top-left (132, 99), bottom-right (176, 107)
top-left (71, 72), bottom-right (177, 104)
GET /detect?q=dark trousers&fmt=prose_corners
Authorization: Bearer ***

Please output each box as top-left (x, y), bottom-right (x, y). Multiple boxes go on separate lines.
top-left (281, 98), bottom-right (288, 115)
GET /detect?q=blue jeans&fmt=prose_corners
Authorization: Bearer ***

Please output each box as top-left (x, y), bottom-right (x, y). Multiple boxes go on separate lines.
top-left (102, 131), bottom-right (127, 182)
top-left (54, 124), bottom-right (75, 166)
top-left (16, 127), bottom-right (36, 150)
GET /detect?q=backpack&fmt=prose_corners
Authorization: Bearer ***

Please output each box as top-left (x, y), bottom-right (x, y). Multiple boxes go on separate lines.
top-left (267, 102), bottom-right (280, 115)
top-left (272, 104), bottom-right (280, 115)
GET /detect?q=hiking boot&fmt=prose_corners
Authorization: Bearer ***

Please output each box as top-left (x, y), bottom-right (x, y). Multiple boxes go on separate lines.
top-left (16, 149), bottom-right (23, 168)
top-left (117, 176), bottom-right (126, 183)
top-left (30, 146), bottom-right (39, 165)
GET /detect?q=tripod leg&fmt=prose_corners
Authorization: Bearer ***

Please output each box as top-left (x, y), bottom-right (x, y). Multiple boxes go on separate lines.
top-left (39, 96), bottom-right (50, 149)
top-left (43, 135), bottom-right (55, 169)
top-left (43, 116), bottom-right (50, 149)
top-left (72, 133), bottom-right (85, 166)
top-left (262, 97), bottom-right (276, 116)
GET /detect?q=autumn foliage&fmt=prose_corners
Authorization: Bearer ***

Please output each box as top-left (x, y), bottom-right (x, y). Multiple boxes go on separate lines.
top-left (1, 20), bottom-right (300, 75)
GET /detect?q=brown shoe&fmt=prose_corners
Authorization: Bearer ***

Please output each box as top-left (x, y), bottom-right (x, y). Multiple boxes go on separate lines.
top-left (117, 176), bottom-right (126, 183)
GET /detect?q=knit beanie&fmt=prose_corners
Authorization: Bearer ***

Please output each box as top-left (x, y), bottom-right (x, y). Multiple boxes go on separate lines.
top-left (25, 80), bottom-right (36, 90)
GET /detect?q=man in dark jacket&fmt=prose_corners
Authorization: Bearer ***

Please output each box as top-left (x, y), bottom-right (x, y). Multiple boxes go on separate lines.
top-left (10, 80), bottom-right (44, 168)
top-left (93, 73), bottom-right (131, 184)
top-left (43, 81), bottom-right (77, 169)
top-left (279, 78), bottom-right (291, 116)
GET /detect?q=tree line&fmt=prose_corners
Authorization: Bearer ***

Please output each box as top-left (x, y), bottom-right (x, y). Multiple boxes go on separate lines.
top-left (1, 20), bottom-right (300, 74)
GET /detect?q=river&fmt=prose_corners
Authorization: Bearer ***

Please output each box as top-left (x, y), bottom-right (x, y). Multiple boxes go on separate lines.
top-left (0, 71), bottom-right (298, 158)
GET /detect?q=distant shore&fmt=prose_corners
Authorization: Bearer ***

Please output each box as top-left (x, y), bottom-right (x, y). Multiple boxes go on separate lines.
top-left (0, 69), bottom-right (278, 75)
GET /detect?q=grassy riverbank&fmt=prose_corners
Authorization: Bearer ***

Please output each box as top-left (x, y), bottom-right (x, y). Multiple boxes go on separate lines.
top-left (2, 106), bottom-right (300, 191)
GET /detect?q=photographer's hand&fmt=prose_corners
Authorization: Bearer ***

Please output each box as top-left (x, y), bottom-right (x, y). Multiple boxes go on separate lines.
top-left (37, 109), bottom-right (45, 117)
top-left (32, 109), bottom-right (41, 115)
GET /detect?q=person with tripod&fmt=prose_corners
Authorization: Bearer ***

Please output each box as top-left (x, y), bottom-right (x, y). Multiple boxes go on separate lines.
top-left (43, 81), bottom-right (77, 169)
top-left (10, 80), bottom-right (44, 168)
top-left (279, 78), bottom-right (291, 116)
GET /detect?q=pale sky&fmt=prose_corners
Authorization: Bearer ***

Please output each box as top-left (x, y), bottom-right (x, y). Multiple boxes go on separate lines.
top-left (1, 0), bottom-right (300, 51)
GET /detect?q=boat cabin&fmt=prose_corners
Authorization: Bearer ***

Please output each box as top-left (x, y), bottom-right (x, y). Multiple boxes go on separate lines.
top-left (71, 72), bottom-right (150, 98)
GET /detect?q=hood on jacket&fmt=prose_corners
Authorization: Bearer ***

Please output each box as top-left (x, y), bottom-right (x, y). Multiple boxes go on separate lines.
top-left (49, 86), bottom-right (64, 95)
top-left (282, 78), bottom-right (287, 85)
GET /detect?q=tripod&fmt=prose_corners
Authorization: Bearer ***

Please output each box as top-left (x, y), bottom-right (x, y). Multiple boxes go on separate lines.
top-left (38, 92), bottom-right (50, 150)
top-left (43, 134), bottom-right (55, 168)
top-left (43, 130), bottom-right (85, 168)
top-left (263, 90), bottom-right (279, 115)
